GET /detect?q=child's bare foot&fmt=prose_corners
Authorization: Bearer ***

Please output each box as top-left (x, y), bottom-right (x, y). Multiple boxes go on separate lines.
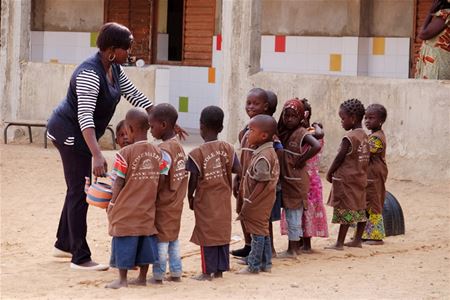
top-left (363, 240), bottom-right (384, 245)
top-left (192, 273), bottom-right (212, 281)
top-left (324, 244), bottom-right (344, 251)
top-left (344, 240), bottom-right (363, 248)
top-left (213, 272), bottom-right (223, 278)
top-left (128, 278), bottom-right (146, 286)
top-left (301, 248), bottom-right (313, 254)
top-left (276, 250), bottom-right (297, 258)
top-left (148, 278), bottom-right (163, 285)
top-left (105, 279), bottom-right (128, 289)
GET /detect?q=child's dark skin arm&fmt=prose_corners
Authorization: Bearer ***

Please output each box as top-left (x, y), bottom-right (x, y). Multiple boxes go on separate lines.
top-left (326, 138), bottom-right (351, 183)
top-left (188, 173), bottom-right (198, 210)
top-left (295, 135), bottom-right (321, 169)
top-left (108, 177), bottom-right (125, 212)
top-left (232, 175), bottom-right (240, 199)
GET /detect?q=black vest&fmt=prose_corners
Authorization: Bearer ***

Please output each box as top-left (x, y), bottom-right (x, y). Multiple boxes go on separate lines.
top-left (47, 52), bottom-right (122, 154)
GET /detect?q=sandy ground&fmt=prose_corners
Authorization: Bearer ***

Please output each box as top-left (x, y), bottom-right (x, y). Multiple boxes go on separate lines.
top-left (1, 140), bottom-right (449, 299)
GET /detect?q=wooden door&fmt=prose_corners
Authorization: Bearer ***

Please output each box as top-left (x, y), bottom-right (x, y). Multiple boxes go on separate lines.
top-left (104, 0), bottom-right (154, 64)
top-left (182, 0), bottom-right (216, 66)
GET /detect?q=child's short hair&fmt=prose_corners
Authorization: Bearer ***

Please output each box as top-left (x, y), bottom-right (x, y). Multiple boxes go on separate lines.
top-left (115, 119), bottom-right (126, 133)
top-left (266, 90), bottom-right (278, 116)
top-left (200, 106), bottom-right (224, 132)
top-left (366, 103), bottom-right (387, 122)
top-left (248, 88), bottom-right (269, 103)
top-left (125, 108), bottom-right (150, 131)
top-left (340, 98), bottom-right (365, 122)
top-left (151, 103), bottom-right (178, 127)
top-left (251, 115), bottom-right (277, 141)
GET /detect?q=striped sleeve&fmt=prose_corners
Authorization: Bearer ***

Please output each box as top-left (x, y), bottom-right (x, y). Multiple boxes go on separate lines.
top-left (118, 65), bottom-right (153, 110)
top-left (76, 70), bottom-right (100, 131)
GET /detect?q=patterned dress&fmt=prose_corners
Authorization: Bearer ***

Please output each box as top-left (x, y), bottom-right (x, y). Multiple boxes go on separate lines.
top-left (280, 139), bottom-right (329, 238)
top-left (415, 9), bottom-right (450, 80)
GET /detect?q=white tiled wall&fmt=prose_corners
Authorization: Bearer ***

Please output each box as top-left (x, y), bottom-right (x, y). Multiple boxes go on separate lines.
top-left (30, 31), bottom-right (97, 64)
top-left (260, 35), bottom-right (411, 78)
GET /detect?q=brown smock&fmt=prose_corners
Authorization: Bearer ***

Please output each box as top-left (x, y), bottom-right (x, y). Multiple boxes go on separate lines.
top-left (280, 127), bottom-right (310, 209)
top-left (241, 142), bottom-right (280, 236)
top-left (327, 128), bottom-right (370, 211)
top-left (108, 141), bottom-right (161, 237)
top-left (155, 138), bottom-right (188, 242)
top-left (188, 141), bottom-right (235, 246)
top-left (366, 130), bottom-right (388, 214)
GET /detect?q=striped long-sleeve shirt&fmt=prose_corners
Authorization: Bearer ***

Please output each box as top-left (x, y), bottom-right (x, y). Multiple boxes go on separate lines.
top-left (77, 65), bottom-right (152, 132)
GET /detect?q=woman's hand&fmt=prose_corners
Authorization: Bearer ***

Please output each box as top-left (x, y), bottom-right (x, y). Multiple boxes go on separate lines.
top-left (174, 124), bottom-right (189, 140)
top-left (93, 153), bottom-right (108, 177)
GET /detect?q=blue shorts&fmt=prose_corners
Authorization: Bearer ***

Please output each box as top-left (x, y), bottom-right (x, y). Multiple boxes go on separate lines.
top-left (270, 190), bottom-right (282, 222)
top-left (110, 235), bottom-right (158, 269)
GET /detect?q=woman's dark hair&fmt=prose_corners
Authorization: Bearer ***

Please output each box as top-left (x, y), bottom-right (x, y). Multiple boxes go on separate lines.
top-left (432, 0), bottom-right (450, 13)
top-left (96, 22), bottom-right (133, 51)
top-left (366, 104), bottom-right (387, 123)
top-left (200, 106), bottom-right (224, 132)
top-left (340, 98), bottom-right (366, 122)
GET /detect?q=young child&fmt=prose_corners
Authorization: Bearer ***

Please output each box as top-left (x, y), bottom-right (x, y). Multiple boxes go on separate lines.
top-left (106, 108), bottom-right (167, 289)
top-left (362, 104), bottom-right (388, 245)
top-left (236, 114), bottom-right (280, 274)
top-left (277, 99), bottom-right (321, 257)
top-left (187, 106), bottom-right (241, 280)
top-left (148, 103), bottom-right (188, 283)
top-left (115, 120), bottom-right (130, 148)
top-left (325, 98), bottom-right (370, 250)
top-left (280, 99), bottom-right (329, 253)
top-left (232, 88), bottom-right (270, 258)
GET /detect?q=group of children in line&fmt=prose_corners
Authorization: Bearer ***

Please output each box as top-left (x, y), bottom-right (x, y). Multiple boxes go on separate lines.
top-left (104, 88), bottom-right (389, 289)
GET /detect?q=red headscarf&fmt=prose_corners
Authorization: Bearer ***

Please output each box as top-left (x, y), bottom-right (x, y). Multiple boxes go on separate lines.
top-left (278, 98), bottom-right (305, 145)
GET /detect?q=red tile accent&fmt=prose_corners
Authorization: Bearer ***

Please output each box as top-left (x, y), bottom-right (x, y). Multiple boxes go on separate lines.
top-left (275, 35), bottom-right (286, 52)
top-left (216, 34), bottom-right (222, 51)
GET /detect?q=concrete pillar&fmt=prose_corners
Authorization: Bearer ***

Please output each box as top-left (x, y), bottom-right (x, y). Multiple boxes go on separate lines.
top-left (220, 0), bottom-right (262, 142)
top-left (0, 0), bottom-right (31, 128)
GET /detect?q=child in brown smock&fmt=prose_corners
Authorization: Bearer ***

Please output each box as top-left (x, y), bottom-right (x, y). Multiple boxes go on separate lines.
top-left (106, 108), bottom-right (168, 289)
top-left (277, 99), bottom-right (321, 257)
top-left (362, 104), bottom-right (388, 245)
top-left (148, 104), bottom-right (188, 283)
top-left (236, 115), bottom-right (280, 274)
top-left (186, 106), bottom-right (241, 281)
top-left (326, 99), bottom-right (370, 251)
top-left (232, 88), bottom-right (270, 258)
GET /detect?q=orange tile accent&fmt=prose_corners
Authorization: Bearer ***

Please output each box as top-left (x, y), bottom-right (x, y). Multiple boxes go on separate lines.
top-left (208, 67), bottom-right (216, 83)
top-left (372, 37), bottom-right (385, 55)
top-left (329, 54), bottom-right (342, 72)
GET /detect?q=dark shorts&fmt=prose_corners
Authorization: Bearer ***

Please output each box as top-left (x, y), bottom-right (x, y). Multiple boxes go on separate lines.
top-left (270, 190), bottom-right (282, 222)
top-left (110, 235), bottom-right (158, 269)
top-left (200, 244), bottom-right (230, 274)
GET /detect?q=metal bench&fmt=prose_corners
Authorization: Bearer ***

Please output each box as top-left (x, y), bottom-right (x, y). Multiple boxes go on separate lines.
top-left (3, 120), bottom-right (116, 149)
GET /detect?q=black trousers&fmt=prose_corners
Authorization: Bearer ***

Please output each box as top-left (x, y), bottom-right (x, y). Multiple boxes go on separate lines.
top-left (53, 141), bottom-right (91, 264)
top-left (200, 244), bottom-right (230, 274)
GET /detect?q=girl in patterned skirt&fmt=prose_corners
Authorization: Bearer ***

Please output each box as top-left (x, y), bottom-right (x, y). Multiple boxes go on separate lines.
top-left (362, 104), bottom-right (388, 245)
top-left (325, 99), bottom-right (370, 250)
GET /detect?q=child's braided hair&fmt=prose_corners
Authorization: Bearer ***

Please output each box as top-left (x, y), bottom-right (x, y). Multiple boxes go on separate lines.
top-left (340, 98), bottom-right (365, 122)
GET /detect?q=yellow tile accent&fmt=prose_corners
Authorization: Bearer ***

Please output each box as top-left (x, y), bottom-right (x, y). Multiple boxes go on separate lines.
top-left (90, 32), bottom-right (99, 47)
top-left (49, 58), bottom-right (59, 64)
top-left (329, 54), bottom-right (342, 72)
top-left (208, 67), bottom-right (216, 83)
top-left (372, 37), bottom-right (385, 55)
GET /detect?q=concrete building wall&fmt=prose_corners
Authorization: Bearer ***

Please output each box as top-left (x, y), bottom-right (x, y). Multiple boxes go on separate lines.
top-left (261, 0), bottom-right (414, 37)
top-left (32, 0), bottom-right (104, 32)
